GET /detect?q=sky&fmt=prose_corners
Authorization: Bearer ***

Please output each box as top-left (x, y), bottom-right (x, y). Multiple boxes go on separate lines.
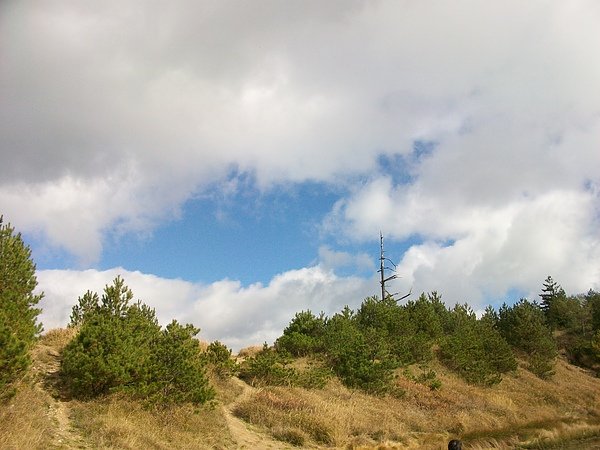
top-left (1, 1), bottom-right (599, 351)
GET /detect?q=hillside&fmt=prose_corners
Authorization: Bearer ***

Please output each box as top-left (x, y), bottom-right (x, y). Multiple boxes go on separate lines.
top-left (1, 329), bottom-right (600, 449)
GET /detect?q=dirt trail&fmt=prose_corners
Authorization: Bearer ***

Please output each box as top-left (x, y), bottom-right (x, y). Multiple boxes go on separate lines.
top-left (31, 344), bottom-right (89, 449)
top-left (222, 377), bottom-right (294, 449)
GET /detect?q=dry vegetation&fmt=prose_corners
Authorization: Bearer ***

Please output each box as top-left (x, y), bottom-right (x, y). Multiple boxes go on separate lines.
top-left (69, 396), bottom-right (234, 449)
top-left (232, 357), bottom-right (600, 449)
top-left (2, 330), bottom-right (600, 449)
top-left (0, 380), bottom-right (55, 449)
top-left (0, 328), bottom-right (80, 449)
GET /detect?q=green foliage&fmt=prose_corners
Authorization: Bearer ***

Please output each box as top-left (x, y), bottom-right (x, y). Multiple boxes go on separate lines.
top-left (591, 330), bottom-right (600, 360)
top-left (560, 290), bottom-right (600, 374)
top-left (61, 277), bottom-right (214, 405)
top-left (143, 321), bottom-right (215, 405)
top-left (588, 290), bottom-right (600, 332)
top-left (538, 276), bottom-right (584, 331)
top-left (276, 310), bottom-right (325, 356)
top-left (238, 344), bottom-right (332, 389)
top-left (405, 293), bottom-right (445, 340)
top-left (0, 217), bottom-right (42, 394)
top-left (0, 319), bottom-right (29, 398)
top-left (62, 302), bottom-right (161, 398)
top-left (204, 340), bottom-right (238, 378)
top-left (323, 308), bottom-right (397, 395)
top-left (294, 363), bottom-right (333, 389)
top-left (238, 344), bottom-right (298, 387)
top-left (439, 304), bottom-right (516, 386)
top-left (498, 299), bottom-right (557, 378)
top-left (69, 290), bottom-right (99, 327)
top-left (272, 279), bottom-right (600, 391)
top-left (539, 276), bottom-right (564, 313)
top-left (354, 294), bottom-right (439, 365)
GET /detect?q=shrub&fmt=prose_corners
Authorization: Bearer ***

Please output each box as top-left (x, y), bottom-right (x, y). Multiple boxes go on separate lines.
top-left (498, 299), bottom-right (557, 378)
top-left (69, 290), bottom-right (99, 327)
top-left (238, 344), bottom-right (298, 387)
top-left (276, 310), bottom-right (325, 356)
top-left (404, 366), bottom-right (442, 391)
top-left (439, 304), bottom-right (516, 386)
top-left (61, 302), bottom-right (160, 398)
top-left (323, 309), bottom-right (396, 395)
top-left (0, 321), bottom-right (29, 398)
top-left (143, 321), bottom-right (215, 405)
top-left (354, 294), bottom-right (447, 365)
top-left (294, 363), bottom-right (333, 389)
top-left (204, 340), bottom-right (238, 378)
top-left (61, 277), bottom-right (214, 405)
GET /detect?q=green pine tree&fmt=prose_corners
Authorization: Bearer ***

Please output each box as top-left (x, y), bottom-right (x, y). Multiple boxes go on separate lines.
top-left (498, 299), bottom-right (557, 378)
top-left (61, 277), bottom-right (215, 405)
top-left (0, 216), bottom-right (43, 395)
top-left (69, 290), bottom-right (100, 327)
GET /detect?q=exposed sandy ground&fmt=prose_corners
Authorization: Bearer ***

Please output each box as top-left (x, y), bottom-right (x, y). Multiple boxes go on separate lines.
top-left (31, 343), bottom-right (90, 449)
top-left (222, 377), bottom-right (295, 449)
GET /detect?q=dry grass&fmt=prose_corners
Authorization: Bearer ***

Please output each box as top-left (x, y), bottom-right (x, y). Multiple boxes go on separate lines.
top-left (196, 339), bottom-right (210, 353)
top-left (232, 357), bottom-right (600, 449)
top-left (3, 329), bottom-right (600, 449)
top-left (69, 395), bottom-right (234, 449)
top-left (3, 328), bottom-right (236, 450)
top-left (0, 328), bottom-right (81, 449)
top-left (237, 345), bottom-right (263, 359)
top-left (0, 381), bottom-right (54, 450)
top-left (40, 327), bottom-right (80, 350)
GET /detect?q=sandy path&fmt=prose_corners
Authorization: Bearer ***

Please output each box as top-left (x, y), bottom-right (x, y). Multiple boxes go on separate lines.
top-left (222, 377), bottom-right (294, 449)
top-left (31, 344), bottom-right (90, 449)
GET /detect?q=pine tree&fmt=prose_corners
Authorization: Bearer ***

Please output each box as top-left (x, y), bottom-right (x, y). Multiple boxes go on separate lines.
top-left (539, 276), bottom-right (564, 314)
top-left (498, 299), bottom-right (557, 378)
top-left (275, 310), bottom-right (326, 356)
top-left (439, 304), bottom-right (516, 386)
top-left (62, 277), bottom-right (215, 405)
top-left (0, 217), bottom-right (43, 394)
top-left (69, 290), bottom-right (99, 327)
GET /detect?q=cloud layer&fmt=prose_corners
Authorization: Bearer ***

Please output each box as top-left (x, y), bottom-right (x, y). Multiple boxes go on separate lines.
top-left (2, 1), bottom-right (600, 334)
top-left (3, 1), bottom-right (597, 261)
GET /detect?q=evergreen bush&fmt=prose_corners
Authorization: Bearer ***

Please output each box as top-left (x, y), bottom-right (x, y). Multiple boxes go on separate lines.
top-left (0, 217), bottom-right (43, 395)
top-left (498, 299), bottom-right (557, 378)
top-left (275, 310), bottom-right (325, 356)
top-left (204, 340), bottom-right (238, 378)
top-left (61, 277), bottom-right (214, 405)
top-left (238, 344), bottom-right (298, 387)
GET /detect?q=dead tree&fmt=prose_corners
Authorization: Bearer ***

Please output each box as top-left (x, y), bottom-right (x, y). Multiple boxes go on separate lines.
top-left (378, 232), bottom-right (411, 302)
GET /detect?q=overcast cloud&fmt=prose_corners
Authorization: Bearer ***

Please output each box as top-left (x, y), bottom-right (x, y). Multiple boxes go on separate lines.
top-left (2, 1), bottom-right (599, 347)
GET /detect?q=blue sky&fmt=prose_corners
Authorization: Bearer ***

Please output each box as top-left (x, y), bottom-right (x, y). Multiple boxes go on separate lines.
top-left (2, 1), bottom-right (599, 350)
top-left (100, 181), bottom-right (342, 284)
top-left (31, 173), bottom-right (415, 287)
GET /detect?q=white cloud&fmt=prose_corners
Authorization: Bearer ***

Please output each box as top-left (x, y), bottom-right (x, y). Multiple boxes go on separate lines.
top-left (37, 265), bottom-right (375, 352)
top-left (317, 245), bottom-right (374, 273)
top-left (3, 1), bottom-right (599, 263)
top-left (2, 0), bottom-right (599, 312)
top-left (326, 177), bottom-right (600, 307)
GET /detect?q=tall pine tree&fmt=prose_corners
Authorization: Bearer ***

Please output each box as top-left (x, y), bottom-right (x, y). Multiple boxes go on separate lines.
top-left (0, 216), bottom-right (43, 394)
top-left (539, 276), bottom-right (564, 314)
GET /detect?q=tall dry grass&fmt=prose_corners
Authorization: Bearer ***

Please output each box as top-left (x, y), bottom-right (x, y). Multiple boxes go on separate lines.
top-left (0, 328), bottom-right (79, 449)
top-left (232, 357), bottom-right (600, 449)
top-left (0, 381), bottom-right (54, 450)
top-left (69, 395), bottom-right (234, 449)
top-left (3, 328), bottom-right (600, 449)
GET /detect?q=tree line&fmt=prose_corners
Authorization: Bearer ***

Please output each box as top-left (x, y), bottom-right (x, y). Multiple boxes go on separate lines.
top-left (1, 216), bottom-right (599, 404)
top-left (259, 277), bottom-right (599, 394)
